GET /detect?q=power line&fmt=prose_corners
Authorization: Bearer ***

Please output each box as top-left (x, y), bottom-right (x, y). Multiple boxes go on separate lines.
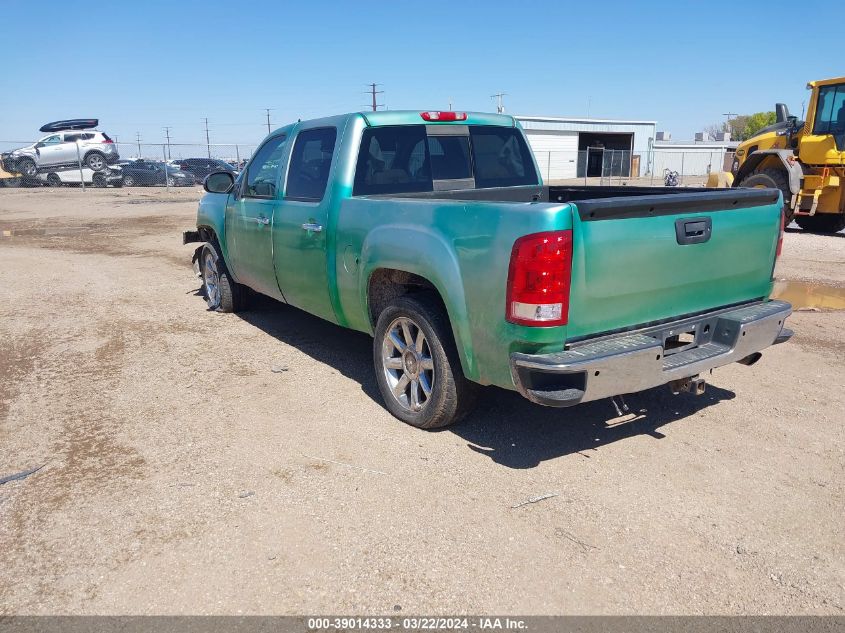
top-left (367, 83), bottom-right (384, 112)
top-left (203, 118), bottom-right (211, 158)
top-left (264, 108), bottom-right (273, 134)
top-left (491, 92), bottom-right (507, 114)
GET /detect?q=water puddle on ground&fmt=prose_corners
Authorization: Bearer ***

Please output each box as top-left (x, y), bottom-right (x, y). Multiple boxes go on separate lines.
top-left (772, 280), bottom-right (845, 310)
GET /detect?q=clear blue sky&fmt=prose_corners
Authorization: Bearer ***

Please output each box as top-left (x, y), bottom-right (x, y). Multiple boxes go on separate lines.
top-left (1, 0), bottom-right (843, 150)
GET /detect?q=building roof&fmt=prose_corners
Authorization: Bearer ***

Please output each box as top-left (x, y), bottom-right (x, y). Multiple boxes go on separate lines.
top-left (515, 115), bottom-right (657, 126)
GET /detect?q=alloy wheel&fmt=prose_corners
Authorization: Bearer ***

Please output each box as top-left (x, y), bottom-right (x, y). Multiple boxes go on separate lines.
top-left (381, 316), bottom-right (435, 412)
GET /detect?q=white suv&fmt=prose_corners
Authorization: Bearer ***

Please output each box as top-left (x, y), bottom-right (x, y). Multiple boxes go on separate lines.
top-left (1, 119), bottom-right (120, 176)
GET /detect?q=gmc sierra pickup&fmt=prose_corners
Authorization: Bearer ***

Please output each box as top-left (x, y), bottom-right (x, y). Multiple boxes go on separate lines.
top-left (184, 110), bottom-right (792, 429)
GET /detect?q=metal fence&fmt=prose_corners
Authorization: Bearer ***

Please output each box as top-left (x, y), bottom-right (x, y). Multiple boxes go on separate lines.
top-left (2, 136), bottom-right (736, 191)
top-left (0, 138), bottom-right (258, 190)
top-left (532, 149), bottom-right (737, 186)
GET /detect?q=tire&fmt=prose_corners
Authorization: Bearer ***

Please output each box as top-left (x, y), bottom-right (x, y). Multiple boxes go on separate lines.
top-left (794, 214), bottom-right (845, 234)
top-left (201, 243), bottom-right (247, 313)
top-left (85, 152), bottom-right (107, 171)
top-left (738, 168), bottom-right (793, 223)
top-left (166, 177), bottom-right (175, 187)
top-left (46, 173), bottom-right (62, 187)
top-left (373, 293), bottom-right (478, 429)
top-left (17, 157), bottom-right (37, 178)
top-left (122, 175), bottom-right (135, 187)
top-left (92, 173), bottom-right (106, 188)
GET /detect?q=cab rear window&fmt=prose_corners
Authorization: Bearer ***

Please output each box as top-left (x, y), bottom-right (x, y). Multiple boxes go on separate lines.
top-left (353, 124), bottom-right (537, 195)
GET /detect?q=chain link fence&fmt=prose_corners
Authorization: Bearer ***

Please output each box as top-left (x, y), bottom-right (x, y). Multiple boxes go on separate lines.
top-left (2, 134), bottom-right (735, 191)
top-left (1, 137), bottom-right (257, 190)
top-left (532, 149), bottom-right (737, 187)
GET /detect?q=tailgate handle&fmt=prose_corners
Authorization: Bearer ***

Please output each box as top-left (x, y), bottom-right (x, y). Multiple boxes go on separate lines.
top-left (675, 217), bottom-right (712, 245)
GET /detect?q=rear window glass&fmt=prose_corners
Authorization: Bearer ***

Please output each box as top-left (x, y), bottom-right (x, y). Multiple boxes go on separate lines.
top-left (353, 126), bottom-right (430, 196)
top-left (427, 136), bottom-right (472, 181)
top-left (470, 126), bottom-right (537, 188)
top-left (353, 124), bottom-right (539, 196)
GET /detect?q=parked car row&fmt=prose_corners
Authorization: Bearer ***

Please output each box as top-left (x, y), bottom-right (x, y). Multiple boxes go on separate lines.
top-left (2, 118), bottom-right (243, 188)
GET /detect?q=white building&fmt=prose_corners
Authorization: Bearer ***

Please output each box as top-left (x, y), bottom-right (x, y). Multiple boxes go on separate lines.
top-left (652, 138), bottom-right (739, 177)
top-left (515, 115), bottom-right (657, 180)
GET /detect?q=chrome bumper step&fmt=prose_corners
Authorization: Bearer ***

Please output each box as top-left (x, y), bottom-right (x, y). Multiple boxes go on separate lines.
top-left (511, 300), bottom-right (793, 408)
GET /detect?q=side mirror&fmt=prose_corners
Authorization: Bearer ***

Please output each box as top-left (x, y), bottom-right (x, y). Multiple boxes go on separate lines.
top-left (775, 103), bottom-right (790, 124)
top-left (204, 171), bottom-right (235, 194)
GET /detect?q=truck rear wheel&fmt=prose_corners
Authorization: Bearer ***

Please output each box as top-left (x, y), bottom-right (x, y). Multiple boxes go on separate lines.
top-left (373, 293), bottom-right (478, 429)
top-left (201, 244), bottom-right (247, 313)
top-left (794, 214), bottom-right (845, 234)
top-left (738, 168), bottom-right (793, 223)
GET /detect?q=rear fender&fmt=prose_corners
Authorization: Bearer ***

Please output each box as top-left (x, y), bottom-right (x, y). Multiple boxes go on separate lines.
top-left (360, 225), bottom-right (476, 380)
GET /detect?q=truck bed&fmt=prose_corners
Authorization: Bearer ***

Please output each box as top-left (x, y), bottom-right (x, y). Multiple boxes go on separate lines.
top-left (372, 184), bottom-right (780, 215)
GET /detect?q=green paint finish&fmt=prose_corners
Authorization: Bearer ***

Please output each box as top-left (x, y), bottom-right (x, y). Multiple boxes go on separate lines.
top-left (194, 110), bottom-right (782, 395)
top-left (566, 202), bottom-right (780, 339)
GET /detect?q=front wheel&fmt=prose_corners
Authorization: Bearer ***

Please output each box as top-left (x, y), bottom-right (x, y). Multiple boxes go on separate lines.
top-left (122, 175), bottom-right (135, 187)
top-left (46, 173), bottom-right (62, 187)
top-left (373, 294), bottom-right (478, 429)
top-left (201, 244), bottom-right (247, 312)
top-left (794, 214), bottom-right (845, 234)
top-left (17, 157), bottom-right (37, 178)
top-left (92, 173), bottom-right (106, 187)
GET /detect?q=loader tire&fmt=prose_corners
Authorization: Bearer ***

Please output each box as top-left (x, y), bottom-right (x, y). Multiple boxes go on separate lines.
top-left (794, 214), bottom-right (845, 234)
top-left (738, 168), bottom-right (793, 224)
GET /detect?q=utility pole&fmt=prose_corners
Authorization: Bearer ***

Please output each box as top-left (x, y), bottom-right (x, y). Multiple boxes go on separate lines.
top-left (448, 97), bottom-right (453, 110)
top-left (135, 132), bottom-right (142, 157)
top-left (264, 108), bottom-right (273, 134)
top-left (491, 92), bottom-right (507, 114)
top-left (368, 83), bottom-right (384, 111)
top-left (203, 118), bottom-right (211, 158)
top-left (722, 111), bottom-right (738, 137)
top-left (163, 127), bottom-right (172, 160)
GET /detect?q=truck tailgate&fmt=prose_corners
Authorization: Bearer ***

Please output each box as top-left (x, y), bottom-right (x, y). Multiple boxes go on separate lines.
top-left (566, 189), bottom-right (782, 340)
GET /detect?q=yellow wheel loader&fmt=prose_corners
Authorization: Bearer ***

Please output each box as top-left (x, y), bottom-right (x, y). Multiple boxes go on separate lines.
top-left (730, 76), bottom-right (845, 234)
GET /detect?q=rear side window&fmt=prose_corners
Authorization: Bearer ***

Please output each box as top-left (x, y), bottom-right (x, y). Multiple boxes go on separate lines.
top-left (286, 128), bottom-right (337, 201)
top-left (353, 126), bottom-right (429, 195)
top-left (470, 126), bottom-right (537, 188)
top-left (243, 134), bottom-right (288, 198)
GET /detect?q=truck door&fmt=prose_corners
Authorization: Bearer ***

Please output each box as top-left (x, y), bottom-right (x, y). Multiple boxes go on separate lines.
top-left (224, 133), bottom-right (289, 300)
top-left (272, 126), bottom-right (338, 322)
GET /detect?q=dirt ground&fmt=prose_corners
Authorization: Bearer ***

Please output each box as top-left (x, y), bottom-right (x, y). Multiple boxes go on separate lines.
top-left (0, 187), bottom-right (843, 615)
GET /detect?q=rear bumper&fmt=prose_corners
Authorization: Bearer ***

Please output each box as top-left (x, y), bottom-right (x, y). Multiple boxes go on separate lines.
top-left (510, 300), bottom-right (792, 407)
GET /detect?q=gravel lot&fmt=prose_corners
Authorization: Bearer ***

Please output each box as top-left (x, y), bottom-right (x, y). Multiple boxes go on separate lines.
top-left (0, 187), bottom-right (843, 615)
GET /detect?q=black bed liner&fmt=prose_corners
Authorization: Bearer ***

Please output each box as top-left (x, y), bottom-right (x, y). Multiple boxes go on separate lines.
top-left (370, 185), bottom-right (781, 221)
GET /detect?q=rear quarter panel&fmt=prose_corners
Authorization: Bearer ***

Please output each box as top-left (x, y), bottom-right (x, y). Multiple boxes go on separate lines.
top-left (335, 197), bottom-right (573, 387)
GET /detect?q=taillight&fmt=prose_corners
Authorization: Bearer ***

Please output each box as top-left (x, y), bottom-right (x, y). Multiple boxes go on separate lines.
top-left (420, 111), bottom-right (467, 122)
top-left (101, 139), bottom-right (114, 144)
top-left (776, 209), bottom-right (785, 258)
top-left (506, 230), bottom-right (573, 326)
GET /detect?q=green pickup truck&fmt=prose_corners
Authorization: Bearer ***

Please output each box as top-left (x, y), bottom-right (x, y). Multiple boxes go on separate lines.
top-left (184, 110), bottom-right (793, 429)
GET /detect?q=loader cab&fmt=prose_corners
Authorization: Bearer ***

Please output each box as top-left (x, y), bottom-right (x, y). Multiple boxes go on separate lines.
top-left (800, 78), bottom-right (845, 164)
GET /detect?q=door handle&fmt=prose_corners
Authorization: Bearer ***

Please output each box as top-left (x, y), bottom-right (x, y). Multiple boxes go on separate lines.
top-left (301, 222), bottom-right (323, 233)
top-left (255, 216), bottom-right (270, 226)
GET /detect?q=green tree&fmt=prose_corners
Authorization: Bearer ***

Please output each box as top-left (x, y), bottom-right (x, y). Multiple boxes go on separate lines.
top-left (727, 111), bottom-right (777, 141)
